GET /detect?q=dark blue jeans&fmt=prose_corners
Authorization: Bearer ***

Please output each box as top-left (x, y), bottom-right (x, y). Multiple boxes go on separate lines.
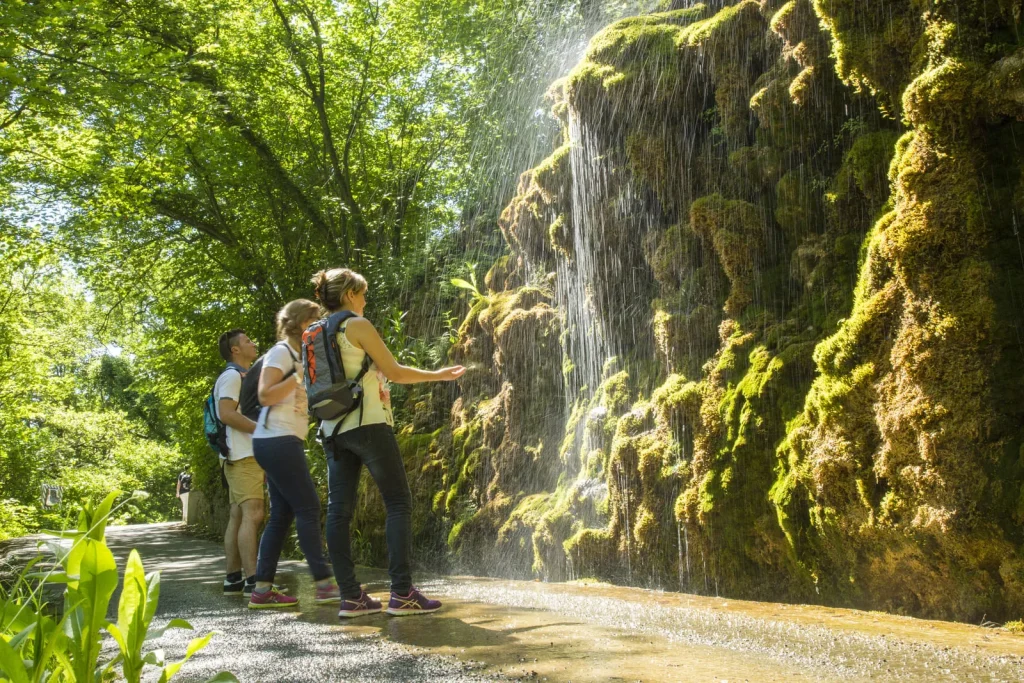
top-left (325, 424), bottom-right (412, 598)
top-left (252, 436), bottom-right (332, 583)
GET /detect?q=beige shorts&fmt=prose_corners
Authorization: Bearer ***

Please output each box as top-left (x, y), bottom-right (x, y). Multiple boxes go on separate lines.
top-left (223, 457), bottom-right (265, 505)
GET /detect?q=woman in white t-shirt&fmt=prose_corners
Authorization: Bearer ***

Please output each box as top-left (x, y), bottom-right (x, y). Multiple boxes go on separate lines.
top-left (248, 299), bottom-right (338, 609)
top-left (310, 267), bottom-right (464, 618)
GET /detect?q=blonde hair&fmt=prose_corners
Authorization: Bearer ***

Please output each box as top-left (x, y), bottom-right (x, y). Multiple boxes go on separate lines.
top-left (276, 299), bottom-right (320, 341)
top-left (311, 268), bottom-right (367, 312)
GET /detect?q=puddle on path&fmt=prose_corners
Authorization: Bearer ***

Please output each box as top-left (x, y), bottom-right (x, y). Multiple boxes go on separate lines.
top-left (288, 570), bottom-right (1023, 682)
top-left (311, 585), bottom-right (815, 682)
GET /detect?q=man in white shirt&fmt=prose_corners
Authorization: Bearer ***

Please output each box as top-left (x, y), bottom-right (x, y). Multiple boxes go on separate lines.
top-left (215, 328), bottom-right (263, 594)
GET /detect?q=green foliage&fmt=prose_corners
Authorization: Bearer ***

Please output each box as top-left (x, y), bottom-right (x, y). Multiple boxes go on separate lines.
top-left (0, 238), bottom-right (185, 539)
top-left (0, 492), bottom-right (236, 683)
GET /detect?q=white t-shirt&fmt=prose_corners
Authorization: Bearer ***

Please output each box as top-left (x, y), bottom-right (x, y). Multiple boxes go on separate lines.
top-left (214, 367), bottom-right (254, 461)
top-left (254, 341), bottom-right (309, 441)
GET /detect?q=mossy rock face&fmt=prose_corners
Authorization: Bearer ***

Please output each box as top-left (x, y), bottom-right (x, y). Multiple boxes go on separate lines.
top-left (485, 254), bottom-right (512, 293)
top-left (813, 0), bottom-right (925, 116)
top-left (393, 0), bottom-right (1024, 620)
top-left (775, 0), bottom-right (1024, 619)
top-left (690, 194), bottom-right (767, 317)
top-left (498, 146), bottom-right (571, 277)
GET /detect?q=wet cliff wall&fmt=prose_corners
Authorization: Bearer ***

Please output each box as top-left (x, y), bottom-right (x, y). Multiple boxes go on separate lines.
top-left (359, 0), bottom-right (1024, 621)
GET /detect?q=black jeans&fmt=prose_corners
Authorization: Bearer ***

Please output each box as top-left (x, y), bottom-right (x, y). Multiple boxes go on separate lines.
top-left (325, 423), bottom-right (412, 598)
top-left (253, 436), bottom-right (332, 583)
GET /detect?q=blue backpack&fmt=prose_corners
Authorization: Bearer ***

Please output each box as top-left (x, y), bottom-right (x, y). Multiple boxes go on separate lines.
top-left (203, 386), bottom-right (229, 458)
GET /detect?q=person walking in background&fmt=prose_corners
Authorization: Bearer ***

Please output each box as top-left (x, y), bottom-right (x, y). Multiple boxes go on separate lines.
top-left (176, 467), bottom-right (192, 523)
top-left (214, 329), bottom-right (264, 596)
top-left (310, 268), bottom-right (464, 618)
top-left (248, 299), bottom-right (339, 609)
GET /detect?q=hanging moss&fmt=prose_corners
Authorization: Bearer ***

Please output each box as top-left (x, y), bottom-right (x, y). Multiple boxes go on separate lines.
top-left (497, 146), bottom-right (571, 275)
top-left (689, 194), bottom-right (766, 317)
top-left (774, 164), bottom-right (819, 244)
top-left (829, 130), bottom-right (902, 207)
top-left (812, 0), bottom-right (925, 116)
top-left (772, 0), bottom-right (1024, 620)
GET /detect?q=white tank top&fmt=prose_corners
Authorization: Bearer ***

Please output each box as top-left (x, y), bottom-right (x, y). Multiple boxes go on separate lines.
top-left (319, 320), bottom-right (394, 437)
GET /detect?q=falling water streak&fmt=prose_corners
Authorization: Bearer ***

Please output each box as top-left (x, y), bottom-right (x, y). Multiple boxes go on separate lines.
top-left (683, 524), bottom-right (691, 588)
top-left (558, 108), bottom-right (615, 409)
top-left (620, 470), bottom-right (633, 583)
top-left (676, 520), bottom-right (684, 589)
top-left (701, 546), bottom-right (709, 595)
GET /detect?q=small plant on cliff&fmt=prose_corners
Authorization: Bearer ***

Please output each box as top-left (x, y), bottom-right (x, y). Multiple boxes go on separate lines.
top-left (451, 262), bottom-right (490, 306)
top-left (0, 491), bottom-right (236, 683)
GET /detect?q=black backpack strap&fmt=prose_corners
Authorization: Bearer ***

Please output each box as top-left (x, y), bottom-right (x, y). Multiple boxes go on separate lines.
top-left (274, 341), bottom-right (298, 380)
top-left (356, 353), bottom-right (371, 428)
top-left (324, 311), bottom-right (358, 383)
top-left (354, 352), bottom-right (372, 382)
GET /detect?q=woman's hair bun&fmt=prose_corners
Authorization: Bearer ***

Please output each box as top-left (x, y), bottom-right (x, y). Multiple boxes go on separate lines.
top-left (312, 270), bottom-right (328, 301)
top-left (309, 268), bottom-right (367, 312)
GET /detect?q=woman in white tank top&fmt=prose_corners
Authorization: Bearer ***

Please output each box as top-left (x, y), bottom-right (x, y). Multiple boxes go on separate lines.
top-left (311, 267), bottom-right (464, 618)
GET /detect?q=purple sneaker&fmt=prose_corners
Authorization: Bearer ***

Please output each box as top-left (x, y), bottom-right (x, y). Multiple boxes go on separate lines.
top-left (386, 587), bottom-right (441, 616)
top-left (248, 588), bottom-right (298, 609)
top-left (338, 590), bottom-right (382, 618)
top-left (315, 582), bottom-right (342, 605)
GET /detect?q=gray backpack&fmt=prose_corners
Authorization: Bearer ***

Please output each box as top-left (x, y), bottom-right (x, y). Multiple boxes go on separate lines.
top-left (301, 311), bottom-right (371, 423)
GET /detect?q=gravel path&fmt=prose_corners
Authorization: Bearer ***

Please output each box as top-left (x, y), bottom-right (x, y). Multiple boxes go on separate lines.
top-left (103, 523), bottom-right (494, 683)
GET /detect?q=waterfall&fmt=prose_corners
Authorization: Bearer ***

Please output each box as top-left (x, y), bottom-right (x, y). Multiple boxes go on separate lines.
top-left (557, 107), bottom-right (614, 407)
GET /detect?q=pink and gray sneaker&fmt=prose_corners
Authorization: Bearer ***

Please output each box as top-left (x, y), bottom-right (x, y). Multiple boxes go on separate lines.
top-left (386, 587), bottom-right (441, 616)
top-left (248, 588), bottom-right (299, 609)
top-left (338, 590), bottom-right (382, 618)
top-left (315, 582), bottom-right (342, 605)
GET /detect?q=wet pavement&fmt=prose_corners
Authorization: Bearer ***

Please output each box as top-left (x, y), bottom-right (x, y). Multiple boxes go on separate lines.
top-left (12, 523), bottom-right (1024, 682)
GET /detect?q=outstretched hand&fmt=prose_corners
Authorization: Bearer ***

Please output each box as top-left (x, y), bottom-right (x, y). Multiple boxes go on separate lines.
top-left (435, 365), bottom-right (466, 381)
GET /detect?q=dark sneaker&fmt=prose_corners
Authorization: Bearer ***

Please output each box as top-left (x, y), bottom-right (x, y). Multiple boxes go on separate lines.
top-left (386, 587), bottom-right (441, 616)
top-left (248, 588), bottom-right (298, 609)
top-left (338, 590), bottom-right (382, 618)
top-left (315, 582), bottom-right (342, 605)
top-left (223, 577), bottom-right (245, 595)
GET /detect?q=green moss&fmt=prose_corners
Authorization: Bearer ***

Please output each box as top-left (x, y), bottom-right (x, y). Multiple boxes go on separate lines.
top-left (829, 131), bottom-right (902, 207)
top-left (484, 254), bottom-right (512, 292)
top-left (600, 370), bottom-right (632, 415)
top-left (534, 144), bottom-right (571, 196)
top-left (478, 286), bottom-right (551, 335)
top-left (564, 526), bottom-right (617, 578)
top-left (690, 194), bottom-right (764, 317)
top-left (768, 0), bottom-right (1024, 620)
top-left (498, 147), bottom-right (572, 272)
top-left (812, 0), bottom-right (924, 115)
top-left (651, 373), bottom-right (702, 434)
top-left (566, 2), bottom-right (765, 141)
top-left (566, 6), bottom-right (708, 102)
top-left (548, 214), bottom-right (571, 259)
top-left (775, 165), bottom-right (818, 244)
top-left (626, 132), bottom-right (670, 204)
